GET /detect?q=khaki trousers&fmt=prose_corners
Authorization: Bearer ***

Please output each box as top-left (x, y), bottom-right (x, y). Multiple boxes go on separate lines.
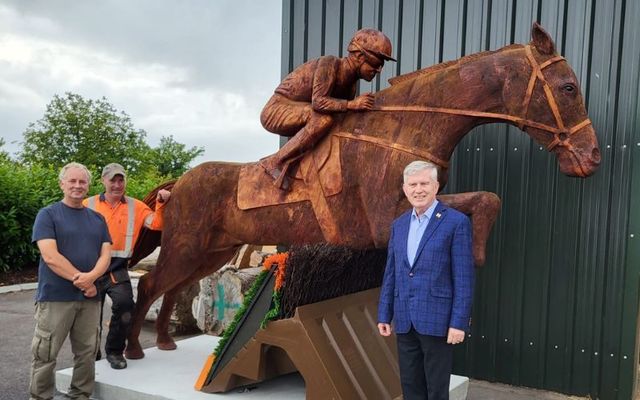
top-left (29, 300), bottom-right (100, 400)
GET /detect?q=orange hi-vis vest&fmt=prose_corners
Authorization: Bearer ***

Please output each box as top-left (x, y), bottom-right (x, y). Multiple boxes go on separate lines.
top-left (84, 194), bottom-right (165, 261)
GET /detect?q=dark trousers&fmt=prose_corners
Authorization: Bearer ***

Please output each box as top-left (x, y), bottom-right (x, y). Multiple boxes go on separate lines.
top-left (396, 327), bottom-right (453, 400)
top-left (97, 273), bottom-right (135, 355)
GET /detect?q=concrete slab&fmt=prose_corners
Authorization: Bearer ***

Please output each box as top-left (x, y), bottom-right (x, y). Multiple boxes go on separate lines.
top-left (451, 375), bottom-right (470, 399)
top-left (56, 335), bottom-right (468, 399)
top-left (56, 335), bottom-right (305, 400)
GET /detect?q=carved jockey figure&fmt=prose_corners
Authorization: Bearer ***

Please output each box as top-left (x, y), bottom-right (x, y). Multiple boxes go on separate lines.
top-left (259, 28), bottom-right (396, 189)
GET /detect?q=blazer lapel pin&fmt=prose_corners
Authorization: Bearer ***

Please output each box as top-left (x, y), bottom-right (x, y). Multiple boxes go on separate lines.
top-left (436, 212), bottom-right (442, 219)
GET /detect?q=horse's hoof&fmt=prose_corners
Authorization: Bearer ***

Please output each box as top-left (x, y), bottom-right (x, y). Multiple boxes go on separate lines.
top-left (157, 341), bottom-right (177, 351)
top-left (124, 347), bottom-right (145, 360)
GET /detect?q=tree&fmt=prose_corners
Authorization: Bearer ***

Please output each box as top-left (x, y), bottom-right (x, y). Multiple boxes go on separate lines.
top-left (3, 93), bottom-right (206, 272)
top-left (151, 135), bottom-right (204, 177)
top-left (0, 138), bottom-right (10, 162)
top-left (20, 92), bottom-right (152, 174)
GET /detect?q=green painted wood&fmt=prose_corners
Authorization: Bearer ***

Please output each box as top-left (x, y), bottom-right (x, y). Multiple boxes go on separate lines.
top-left (207, 271), bottom-right (276, 384)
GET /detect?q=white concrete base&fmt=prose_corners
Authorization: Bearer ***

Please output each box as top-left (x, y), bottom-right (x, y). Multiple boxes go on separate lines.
top-left (56, 335), bottom-right (468, 399)
top-left (451, 374), bottom-right (470, 400)
top-left (56, 335), bottom-right (305, 400)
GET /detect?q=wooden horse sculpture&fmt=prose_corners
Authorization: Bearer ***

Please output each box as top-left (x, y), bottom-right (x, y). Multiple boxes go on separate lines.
top-left (125, 23), bottom-right (600, 359)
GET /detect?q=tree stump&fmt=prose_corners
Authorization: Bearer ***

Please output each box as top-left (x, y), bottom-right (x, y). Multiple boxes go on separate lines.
top-left (172, 280), bottom-right (201, 334)
top-left (193, 267), bottom-right (262, 335)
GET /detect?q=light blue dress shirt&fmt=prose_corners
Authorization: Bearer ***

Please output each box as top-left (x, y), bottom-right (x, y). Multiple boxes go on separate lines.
top-left (407, 200), bottom-right (438, 266)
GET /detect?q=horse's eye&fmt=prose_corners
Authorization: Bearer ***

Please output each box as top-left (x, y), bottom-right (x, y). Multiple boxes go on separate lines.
top-left (562, 83), bottom-right (576, 93)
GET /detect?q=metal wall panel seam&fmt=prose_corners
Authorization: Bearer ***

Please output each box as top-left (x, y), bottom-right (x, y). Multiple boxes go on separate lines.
top-left (611, 1), bottom-right (640, 398)
top-left (597, 0), bottom-right (629, 398)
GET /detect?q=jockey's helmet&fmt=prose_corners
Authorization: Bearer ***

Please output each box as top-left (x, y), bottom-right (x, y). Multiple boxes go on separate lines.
top-left (347, 29), bottom-right (396, 63)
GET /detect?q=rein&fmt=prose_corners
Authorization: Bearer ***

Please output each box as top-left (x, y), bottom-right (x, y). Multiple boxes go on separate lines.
top-left (333, 131), bottom-right (450, 169)
top-left (367, 45), bottom-right (591, 154)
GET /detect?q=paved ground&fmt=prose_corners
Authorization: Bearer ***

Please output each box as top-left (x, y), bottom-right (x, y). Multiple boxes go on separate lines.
top-left (1, 289), bottom-right (583, 400)
top-left (0, 289), bottom-right (181, 400)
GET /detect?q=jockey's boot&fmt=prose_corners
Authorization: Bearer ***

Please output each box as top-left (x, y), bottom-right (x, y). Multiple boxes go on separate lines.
top-left (260, 112), bottom-right (334, 190)
top-left (259, 155), bottom-right (284, 181)
top-left (259, 155), bottom-right (291, 190)
top-left (259, 125), bottom-right (320, 190)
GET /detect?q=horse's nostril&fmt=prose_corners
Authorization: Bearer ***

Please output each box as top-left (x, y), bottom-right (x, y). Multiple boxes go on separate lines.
top-left (592, 147), bottom-right (601, 163)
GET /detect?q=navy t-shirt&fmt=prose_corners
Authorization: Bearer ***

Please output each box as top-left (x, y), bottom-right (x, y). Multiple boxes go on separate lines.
top-left (32, 201), bottom-right (112, 302)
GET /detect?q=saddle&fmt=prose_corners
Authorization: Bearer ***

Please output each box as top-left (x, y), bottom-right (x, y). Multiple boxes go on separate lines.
top-left (237, 135), bottom-right (343, 211)
top-left (238, 129), bottom-right (443, 243)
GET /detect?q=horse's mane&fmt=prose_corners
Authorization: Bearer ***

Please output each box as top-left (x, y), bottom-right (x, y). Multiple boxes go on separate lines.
top-left (388, 44), bottom-right (523, 86)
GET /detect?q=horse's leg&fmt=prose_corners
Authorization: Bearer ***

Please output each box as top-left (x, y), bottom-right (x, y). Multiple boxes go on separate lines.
top-left (125, 234), bottom-right (237, 359)
top-left (437, 191), bottom-right (501, 266)
top-left (154, 247), bottom-right (239, 351)
top-left (125, 267), bottom-right (162, 359)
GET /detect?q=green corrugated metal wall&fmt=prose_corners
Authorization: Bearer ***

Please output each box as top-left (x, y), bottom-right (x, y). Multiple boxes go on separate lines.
top-left (281, 0), bottom-right (640, 398)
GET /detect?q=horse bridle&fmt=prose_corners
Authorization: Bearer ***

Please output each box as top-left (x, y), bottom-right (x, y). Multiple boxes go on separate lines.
top-left (519, 45), bottom-right (592, 151)
top-left (346, 44), bottom-right (592, 168)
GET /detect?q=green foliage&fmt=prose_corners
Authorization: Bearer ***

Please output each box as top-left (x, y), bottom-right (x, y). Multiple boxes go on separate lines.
top-left (2, 92), bottom-right (203, 273)
top-left (213, 269), bottom-right (271, 358)
top-left (19, 92), bottom-right (203, 179)
top-left (20, 93), bottom-right (152, 174)
top-left (120, 168), bottom-right (167, 200)
top-left (0, 160), bottom-right (59, 272)
top-left (0, 156), bottom-right (161, 273)
top-left (261, 289), bottom-right (282, 328)
top-left (0, 138), bottom-right (10, 162)
top-left (151, 135), bottom-right (203, 178)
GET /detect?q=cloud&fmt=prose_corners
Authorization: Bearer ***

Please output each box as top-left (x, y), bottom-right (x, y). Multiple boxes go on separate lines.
top-left (0, 0), bottom-right (282, 164)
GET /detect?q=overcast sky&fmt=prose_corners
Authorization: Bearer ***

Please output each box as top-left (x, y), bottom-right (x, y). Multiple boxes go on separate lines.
top-left (0, 0), bottom-right (282, 165)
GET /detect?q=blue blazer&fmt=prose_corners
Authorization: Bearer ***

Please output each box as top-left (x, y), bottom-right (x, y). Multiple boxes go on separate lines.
top-left (378, 202), bottom-right (475, 336)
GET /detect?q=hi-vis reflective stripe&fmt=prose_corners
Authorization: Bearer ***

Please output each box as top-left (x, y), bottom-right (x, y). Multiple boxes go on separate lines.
top-left (113, 196), bottom-right (136, 258)
top-left (86, 195), bottom-right (136, 259)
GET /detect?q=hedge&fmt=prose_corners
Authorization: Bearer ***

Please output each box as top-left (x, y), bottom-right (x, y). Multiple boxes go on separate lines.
top-left (0, 160), bottom-right (166, 273)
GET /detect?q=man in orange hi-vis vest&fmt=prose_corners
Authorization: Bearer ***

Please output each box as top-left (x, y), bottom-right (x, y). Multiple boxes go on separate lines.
top-left (84, 163), bottom-right (171, 370)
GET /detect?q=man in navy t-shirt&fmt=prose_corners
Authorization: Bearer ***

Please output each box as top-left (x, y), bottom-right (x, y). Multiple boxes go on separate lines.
top-left (29, 162), bottom-right (111, 400)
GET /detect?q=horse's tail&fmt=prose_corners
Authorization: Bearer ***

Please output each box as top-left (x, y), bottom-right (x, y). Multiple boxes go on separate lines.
top-left (129, 180), bottom-right (177, 268)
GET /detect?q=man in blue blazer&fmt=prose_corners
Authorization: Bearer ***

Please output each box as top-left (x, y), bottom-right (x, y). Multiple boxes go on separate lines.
top-left (378, 160), bottom-right (474, 400)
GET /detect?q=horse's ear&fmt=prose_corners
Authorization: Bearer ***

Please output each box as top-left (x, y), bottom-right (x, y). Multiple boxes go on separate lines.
top-left (531, 22), bottom-right (556, 55)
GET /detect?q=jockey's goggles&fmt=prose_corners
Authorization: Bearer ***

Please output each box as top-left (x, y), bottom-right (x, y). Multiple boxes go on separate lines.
top-left (362, 50), bottom-right (384, 69)
top-left (350, 41), bottom-right (385, 69)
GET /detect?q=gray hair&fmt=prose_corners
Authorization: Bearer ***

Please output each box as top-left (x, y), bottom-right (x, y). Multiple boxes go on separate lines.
top-left (58, 162), bottom-right (92, 184)
top-left (403, 160), bottom-right (438, 183)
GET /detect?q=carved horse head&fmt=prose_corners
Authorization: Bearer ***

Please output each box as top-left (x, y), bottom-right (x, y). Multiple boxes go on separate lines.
top-left (369, 22), bottom-right (600, 181)
top-left (501, 23), bottom-right (600, 176)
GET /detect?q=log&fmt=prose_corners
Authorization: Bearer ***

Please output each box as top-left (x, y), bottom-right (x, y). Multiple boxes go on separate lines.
top-left (193, 267), bottom-right (262, 335)
top-left (130, 245), bottom-right (276, 331)
top-left (172, 280), bottom-right (200, 334)
top-left (133, 247), bottom-right (160, 272)
top-left (234, 244), bottom-right (261, 268)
